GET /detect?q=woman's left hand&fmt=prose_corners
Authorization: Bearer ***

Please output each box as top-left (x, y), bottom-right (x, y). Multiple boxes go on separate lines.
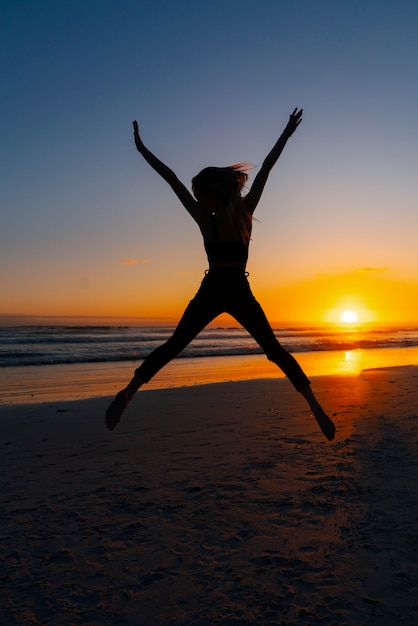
top-left (284, 108), bottom-right (303, 137)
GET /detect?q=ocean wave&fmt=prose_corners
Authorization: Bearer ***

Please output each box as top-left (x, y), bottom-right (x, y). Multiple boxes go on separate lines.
top-left (2, 325), bottom-right (418, 368)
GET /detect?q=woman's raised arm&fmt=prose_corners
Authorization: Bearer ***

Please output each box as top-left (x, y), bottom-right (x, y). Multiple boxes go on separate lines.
top-left (133, 121), bottom-right (200, 219)
top-left (243, 108), bottom-right (303, 215)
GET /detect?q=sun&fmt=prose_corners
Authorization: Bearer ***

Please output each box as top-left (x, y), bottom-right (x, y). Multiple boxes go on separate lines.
top-left (325, 300), bottom-right (377, 326)
top-left (340, 309), bottom-right (359, 324)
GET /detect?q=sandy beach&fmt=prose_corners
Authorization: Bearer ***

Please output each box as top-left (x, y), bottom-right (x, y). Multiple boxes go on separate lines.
top-left (1, 367), bottom-right (418, 625)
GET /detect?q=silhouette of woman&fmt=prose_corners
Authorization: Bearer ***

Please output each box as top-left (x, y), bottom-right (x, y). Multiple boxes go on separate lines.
top-left (106, 109), bottom-right (335, 440)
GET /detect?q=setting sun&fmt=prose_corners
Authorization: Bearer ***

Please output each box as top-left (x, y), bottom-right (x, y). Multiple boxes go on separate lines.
top-left (340, 310), bottom-right (359, 324)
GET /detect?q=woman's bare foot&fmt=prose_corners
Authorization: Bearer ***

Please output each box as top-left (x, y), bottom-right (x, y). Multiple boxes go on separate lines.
top-left (105, 390), bottom-right (128, 431)
top-left (312, 407), bottom-right (335, 441)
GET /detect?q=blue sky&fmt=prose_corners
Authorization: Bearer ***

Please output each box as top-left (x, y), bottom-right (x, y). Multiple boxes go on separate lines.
top-left (1, 0), bottom-right (418, 324)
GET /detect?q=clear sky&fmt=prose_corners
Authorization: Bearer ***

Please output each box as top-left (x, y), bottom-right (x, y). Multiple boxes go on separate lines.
top-left (2, 0), bottom-right (418, 326)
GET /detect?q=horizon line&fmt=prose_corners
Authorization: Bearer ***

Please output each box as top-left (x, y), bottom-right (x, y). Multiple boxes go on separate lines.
top-left (0, 313), bottom-right (413, 330)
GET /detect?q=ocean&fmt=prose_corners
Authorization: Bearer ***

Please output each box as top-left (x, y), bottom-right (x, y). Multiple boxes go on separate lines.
top-left (2, 325), bottom-right (418, 404)
top-left (2, 324), bottom-right (418, 369)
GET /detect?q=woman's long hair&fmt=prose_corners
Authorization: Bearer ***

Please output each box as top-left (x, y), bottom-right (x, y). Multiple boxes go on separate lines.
top-left (192, 163), bottom-right (253, 243)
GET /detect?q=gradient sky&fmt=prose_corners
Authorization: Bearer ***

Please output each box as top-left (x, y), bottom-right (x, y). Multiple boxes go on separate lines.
top-left (2, 0), bottom-right (418, 326)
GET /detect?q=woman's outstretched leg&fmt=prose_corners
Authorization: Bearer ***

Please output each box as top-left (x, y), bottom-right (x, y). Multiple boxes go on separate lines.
top-left (299, 384), bottom-right (335, 441)
top-left (105, 279), bottom-right (221, 430)
top-left (228, 284), bottom-right (335, 440)
top-left (105, 332), bottom-right (191, 431)
top-left (105, 373), bottom-right (145, 431)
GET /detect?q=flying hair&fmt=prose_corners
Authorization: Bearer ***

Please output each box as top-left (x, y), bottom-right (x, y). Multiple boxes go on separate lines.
top-left (192, 163), bottom-right (254, 242)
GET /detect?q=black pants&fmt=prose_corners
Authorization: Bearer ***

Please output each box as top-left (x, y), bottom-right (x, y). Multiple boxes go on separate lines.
top-left (135, 269), bottom-right (310, 391)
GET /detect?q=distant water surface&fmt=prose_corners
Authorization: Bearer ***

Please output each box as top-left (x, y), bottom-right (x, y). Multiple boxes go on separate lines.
top-left (2, 325), bottom-right (418, 368)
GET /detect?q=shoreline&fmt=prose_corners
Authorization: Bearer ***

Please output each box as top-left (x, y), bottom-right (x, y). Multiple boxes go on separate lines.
top-left (2, 345), bottom-right (418, 405)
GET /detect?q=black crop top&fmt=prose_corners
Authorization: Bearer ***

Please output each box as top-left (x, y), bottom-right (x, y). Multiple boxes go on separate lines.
top-left (204, 213), bottom-right (249, 264)
top-left (204, 240), bottom-right (249, 264)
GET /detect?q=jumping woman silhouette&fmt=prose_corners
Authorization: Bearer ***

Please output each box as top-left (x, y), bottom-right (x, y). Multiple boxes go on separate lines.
top-left (105, 109), bottom-right (335, 441)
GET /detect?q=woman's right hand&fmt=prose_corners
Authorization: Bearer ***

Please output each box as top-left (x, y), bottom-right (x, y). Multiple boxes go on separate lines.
top-left (133, 120), bottom-right (143, 150)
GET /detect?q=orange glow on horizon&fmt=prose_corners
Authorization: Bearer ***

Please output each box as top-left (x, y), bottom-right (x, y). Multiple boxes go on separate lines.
top-left (4, 266), bottom-right (418, 328)
top-left (254, 270), bottom-right (418, 328)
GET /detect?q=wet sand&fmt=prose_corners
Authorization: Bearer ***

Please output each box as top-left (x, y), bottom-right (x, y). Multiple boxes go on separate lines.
top-left (3, 345), bottom-right (418, 404)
